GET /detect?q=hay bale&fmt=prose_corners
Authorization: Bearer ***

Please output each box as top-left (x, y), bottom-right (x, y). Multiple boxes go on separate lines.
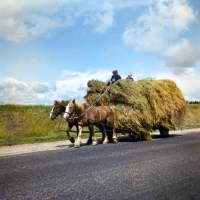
top-left (84, 79), bottom-right (186, 140)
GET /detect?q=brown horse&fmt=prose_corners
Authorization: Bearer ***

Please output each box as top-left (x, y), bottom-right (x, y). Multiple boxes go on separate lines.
top-left (63, 99), bottom-right (119, 148)
top-left (50, 100), bottom-right (98, 146)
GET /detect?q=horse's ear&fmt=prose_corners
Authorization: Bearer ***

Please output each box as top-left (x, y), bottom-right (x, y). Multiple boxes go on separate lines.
top-left (54, 100), bottom-right (58, 104)
top-left (72, 99), bottom-right (75, 104)
top-left (60, 100), bottom-right (64, 106)
top-left (54, 100), bottom-right (62, 106)
top-left (61, 100), bottom-right (68, 106)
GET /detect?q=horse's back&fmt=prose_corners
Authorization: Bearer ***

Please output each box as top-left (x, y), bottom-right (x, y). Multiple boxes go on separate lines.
top-left (98, 105), bottom-right (119, 128)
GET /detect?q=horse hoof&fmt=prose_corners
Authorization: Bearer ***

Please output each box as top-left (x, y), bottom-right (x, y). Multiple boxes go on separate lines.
top-left (69, 143), bottom-right (74, 147)
top-left (92, 141), bottom-right (98, 146)
top-left (74, 141), bottom-right (81, 148)
top-left (113, 139), bottom-right (118, 143)
top-left (74, 144), bottom-right (81, 148)
top-left (103, 140), bottom-right (109, 144)
top-left (70, 137), bottom-right (75, 143)
top-left (112, 136), bottom-right (118, 143)
top-left (92, 138), bottom-right (98, 146)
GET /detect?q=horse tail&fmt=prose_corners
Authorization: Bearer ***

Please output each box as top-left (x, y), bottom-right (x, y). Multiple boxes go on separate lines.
top-left (109, 106), bottom-right (119, 128)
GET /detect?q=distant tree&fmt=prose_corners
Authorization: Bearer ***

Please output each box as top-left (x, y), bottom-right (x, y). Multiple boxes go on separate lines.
top-left (188, 101), bottom-right (200, 104)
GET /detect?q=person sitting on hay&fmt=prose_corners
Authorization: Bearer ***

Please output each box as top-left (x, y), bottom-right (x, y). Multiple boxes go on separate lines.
top-left (107, 70), bottom-right (121, 86)
top-left (126, 72), bottom-right (134, 81)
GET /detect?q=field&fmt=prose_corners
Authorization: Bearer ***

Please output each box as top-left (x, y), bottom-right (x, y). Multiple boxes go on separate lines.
top-left (0, 104), bottom-right (200, 146)
top-left (0, 105), bottom-right (94, 146)
top-left (184, 104), bottom-right (200, 129)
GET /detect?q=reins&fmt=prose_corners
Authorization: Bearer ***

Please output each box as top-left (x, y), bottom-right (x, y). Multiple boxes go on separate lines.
top-left (92, 84), bottom-right (111, 105)
top-left (72, 84), bottom-right (112, 119)
top-left (54, 84), bottom-right (114, 131)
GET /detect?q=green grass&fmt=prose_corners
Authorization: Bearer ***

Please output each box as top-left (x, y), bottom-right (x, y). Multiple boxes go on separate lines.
top-left (0, 104), bottom-right (199, 146)
top-left (0, 104), bottom-right (102, 146)
top-left (184, 104), bottom-right (200, 129)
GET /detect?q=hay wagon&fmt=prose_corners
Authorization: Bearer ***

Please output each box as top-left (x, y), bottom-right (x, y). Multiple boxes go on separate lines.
top-left (84, 79), bottom-right (186, 141)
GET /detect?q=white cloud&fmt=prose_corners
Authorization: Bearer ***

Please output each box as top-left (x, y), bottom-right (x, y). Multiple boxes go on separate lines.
top-left (0, 77), bottom-right (51, 104)
top-left (1, 68), bottom-right (200, 104)
top-left (83, 3), bottom-right (115, 34)
top-left (0, 1), bottom-right (75, 42)
top-left (1, 0), bottom-right (197, 44)
top-left (0, 0), bottom-right (161, 42)
top-left (32, 83), bottom-right (49, 93)
top-left (122, 0), bottom-right (197, 52)
top-left (0, 0), bottom-right (122, 42)
top-left (157, 69), bottom-right (200, 101)
top-left (161, 38), bottom-right (200, 71)
top-left (0, 71), bottom-right (111, 104)
top-left (54, 70), bottom-right (110, 100)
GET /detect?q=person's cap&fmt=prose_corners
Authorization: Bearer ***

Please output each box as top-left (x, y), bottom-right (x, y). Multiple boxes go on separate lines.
top-left (128, 72), bottom-right (132, 76)
top-left (112, 70), bottom-right (118, 74)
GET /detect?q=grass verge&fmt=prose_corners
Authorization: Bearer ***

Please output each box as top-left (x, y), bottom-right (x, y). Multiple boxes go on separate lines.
top-left (0, 104), bottom-right (199, 146)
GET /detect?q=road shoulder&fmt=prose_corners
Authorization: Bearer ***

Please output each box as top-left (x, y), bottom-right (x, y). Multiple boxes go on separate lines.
top-left (0, 128), bottom-right (199, 157)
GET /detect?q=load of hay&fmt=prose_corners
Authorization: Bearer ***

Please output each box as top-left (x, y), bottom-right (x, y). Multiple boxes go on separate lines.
top-left (84, 79), bottom-right (186, 140)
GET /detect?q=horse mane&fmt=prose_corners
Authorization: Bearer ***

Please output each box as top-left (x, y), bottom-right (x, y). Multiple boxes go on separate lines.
top-left (54, 100), bottom-right (66, 107)
top-left (72, 100), bottom-right (90, 113)
top-left (54, 100), bottom-right (60, 106)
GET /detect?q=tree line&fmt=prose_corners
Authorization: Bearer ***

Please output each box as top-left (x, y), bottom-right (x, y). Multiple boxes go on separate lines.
top-left (186, 101), bottom-right (200, 104)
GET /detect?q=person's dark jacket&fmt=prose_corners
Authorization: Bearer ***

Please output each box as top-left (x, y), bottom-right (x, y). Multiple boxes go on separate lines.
top-left (110, 74), bottom-right (121, 84)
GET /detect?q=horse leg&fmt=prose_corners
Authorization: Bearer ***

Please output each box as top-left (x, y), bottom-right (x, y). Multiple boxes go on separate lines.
top-left (108, 107), bottom-right (119, 143)
top-left (112, 128), bottom-right (118, 143)
top-left (66, 123), bottom-right (75, 144)
top-left (99, 124), bottom-right (105, 142)
top-left (102, 124), bottom-right (109, 144)
top-left (88, 125), bottom-right (98, 146)
top-left (85, 125), bottom-right (93, 145)
top-left (74, 125), bottom-right (82, 148)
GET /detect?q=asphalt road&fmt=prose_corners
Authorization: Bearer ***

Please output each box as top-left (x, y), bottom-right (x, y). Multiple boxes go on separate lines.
top-left (0, 131), bottom-right (200, 200)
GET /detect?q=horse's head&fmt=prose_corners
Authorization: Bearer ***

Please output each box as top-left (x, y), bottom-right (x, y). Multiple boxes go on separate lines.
top-left (63, 99), bottom-right (76, 119)
top-left (50, 100), bottom-right (67, 120)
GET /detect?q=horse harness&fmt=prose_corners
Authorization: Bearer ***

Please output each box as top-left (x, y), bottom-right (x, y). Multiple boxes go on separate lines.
top-left (69, 103), bottom-right (104, 123)
top-left (66, 84), bottom-right (112, 122)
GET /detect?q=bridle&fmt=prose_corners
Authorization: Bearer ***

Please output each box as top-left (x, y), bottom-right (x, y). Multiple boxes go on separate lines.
top-left (66, 102), bottom-right (80, 118)
top-left (67, 102), bottom-right (98, 120)
top-left (51, 105), bottom-right (66, 117)
top-left (50, 106), bottom-right (60, 117)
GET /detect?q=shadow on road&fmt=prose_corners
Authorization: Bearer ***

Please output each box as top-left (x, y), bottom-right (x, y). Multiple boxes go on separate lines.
top-left (117, 133), bottom-right (182, 143)
top-left (55, 134), bottom-right (183, 148)
top-left (151, 134), bottom-right (182, 139)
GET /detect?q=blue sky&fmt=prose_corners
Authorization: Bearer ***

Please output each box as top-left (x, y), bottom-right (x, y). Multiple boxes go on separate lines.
top-left (0, 0), bottom-right (200, 104)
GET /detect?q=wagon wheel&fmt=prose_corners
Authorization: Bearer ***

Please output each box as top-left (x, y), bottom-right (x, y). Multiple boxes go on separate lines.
top-left (159, 126), bottom-right (169, 137)
top-left (129, 132), bottom-right (141, 142)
